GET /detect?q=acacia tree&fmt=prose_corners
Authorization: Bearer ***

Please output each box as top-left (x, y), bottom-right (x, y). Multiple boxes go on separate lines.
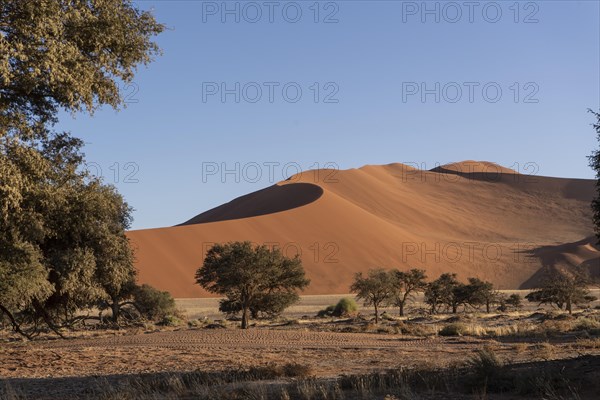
top-left (526, 270), bottom-right (595, 314)
top-left (0, 0), bottom-right (164, 140)
top-left (0, 0), bottom-right (164, 336)
top-left (388, 268), bottom-right (427, 316)
top-left (588, 109), bottom-right (600, 242)
top-left (196, 242), bottom-right (310, 329)
top-left (220, 291), bottom-right (300, 320)
top-left (0, 135), bottom-right (144, 335)
top-left (350, 268), bottom-right (394, 324)
top-left (505, 294), bottom-right (523, 311)
top-left (424, 273), bottom-right (463, 314)
top-left (464, 278), bottom-right (497, 313)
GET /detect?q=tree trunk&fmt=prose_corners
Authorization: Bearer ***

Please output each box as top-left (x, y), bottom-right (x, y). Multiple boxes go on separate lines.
top-left (241, 305), bottom-right (249, 329)
top-left (486, 301), bottom-right (490, 314)
top-left (374, 303), bottom-right (379, 324)
top-left (399, 302), bottom-right (404, 317)
top-left (567, 298), bottom-right (572, 315)
top-left (452, 304), bottom-right (457, 314)
top-left (0, 303), bottom-right (32, 339)
top-left (111, 300), bottom-right (120, 323)
top-left (32, 298), bottom-right (65, 338)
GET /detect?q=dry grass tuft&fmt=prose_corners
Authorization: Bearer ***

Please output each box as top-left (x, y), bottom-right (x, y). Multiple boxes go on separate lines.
top-left (533, 342), bottom-right (556, 361)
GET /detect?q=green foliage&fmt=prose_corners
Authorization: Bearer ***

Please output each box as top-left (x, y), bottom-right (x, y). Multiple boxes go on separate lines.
top-left (424, 273), bottom-right (462, 314)
top-left (133, 284), bottom-right (177, 321)
top-left (220, 291), bottom-right (300, 319)
top-left (317, 304), bottom-right (336, 318)
top-left (159, 315), bottom-right (183, 327)
top-left (0, 0), bottom-right (164, 337)
top-left (526, 270), bottom-right (593, 314)
top-left (196, 241), bottom-right (310, 328)
top-left (588, 109), bottom-right (600, 242)
top-left (0, 0), bottom-right (164, 139)
top-left (388, 268), bottom-right (427, 316)
top-left (318, 297), bottom-right (358, 318)
top-left (424, 274), bottom-right (497, 314)
top-left (0, 134), bottom-right (139, 335)
top-left (463, 277), bottom-right (497, 313)
top-left (350, 268), bottom-right (394, 324)
top-left (334, 297), bottom-right (358, 317)
top-left (506, 294), bottom-right (523, 310)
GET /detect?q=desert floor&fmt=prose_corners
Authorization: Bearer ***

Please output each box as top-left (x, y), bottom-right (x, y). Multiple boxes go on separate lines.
top-left (2, 293), bottom-right (600, 399)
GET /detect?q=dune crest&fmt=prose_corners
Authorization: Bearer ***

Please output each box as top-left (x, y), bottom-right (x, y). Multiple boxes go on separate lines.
top-left (128, 161), bottom-right (598, 297)
top-left (431, 160), bottom-right (520, 175)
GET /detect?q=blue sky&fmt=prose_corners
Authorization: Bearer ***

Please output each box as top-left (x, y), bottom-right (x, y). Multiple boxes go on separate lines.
top-left (56, 1), bottom-right (600, 230)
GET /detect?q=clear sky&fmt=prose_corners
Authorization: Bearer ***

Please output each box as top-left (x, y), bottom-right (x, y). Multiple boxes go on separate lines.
top-left (56, 0), bottom-right (600, 230)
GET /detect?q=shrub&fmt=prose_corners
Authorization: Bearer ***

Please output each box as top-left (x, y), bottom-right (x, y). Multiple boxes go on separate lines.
top-left (533, 342), bottom-right (555, 360)
top-left (333, 298), bottom-right (358, 317)
top-left (572, 317), bottom-right (600, 331)
top-left (282, 363), bottom-right (313, 378)
top-left (466, 346), bottom-right (512, 392)
top-left (506, 294), bottom-right (523, 310)
top-left (317, 298), bottom-right (359, 318)
top-left (439, 323), bottom-right (468, 336)
top-left (395, 321), bottom-right (435, 336)
top-left (317, 305), bottom-right (336, 318)
top-left (159, 315), bottom-right (183, 327)
top-left (133, 284), bottom-right (177, 321)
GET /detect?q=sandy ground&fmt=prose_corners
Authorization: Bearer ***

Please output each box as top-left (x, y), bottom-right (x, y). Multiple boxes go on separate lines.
top-left (1, 330), bottom-right (472, 379)
top-left (3, 294), bottom-right (600, 398)
top-left (2, 324), bottom-right (599, 398)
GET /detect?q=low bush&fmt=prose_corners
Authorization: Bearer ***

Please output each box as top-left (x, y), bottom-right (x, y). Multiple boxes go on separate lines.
top-left (466, 346), bottom-right (505, 386)
top-left (249, 363), bottom-right (313, 378)
top-left (317, 305), bottom-right (336, 318)
top-left (572, 317), bottom-right (600, 331)
top-left (134, 284), bottom-right (178, 321)
top-left (317, 298), bottom-right (359, 318)
top-left (334, 298), bottom-right (358, 317)
top-left (159, 315), bottom-right (183, 327)
top-left (394, 321), bottom-right (434, 336)
top-left (439, 323), bottom-right (468, 336)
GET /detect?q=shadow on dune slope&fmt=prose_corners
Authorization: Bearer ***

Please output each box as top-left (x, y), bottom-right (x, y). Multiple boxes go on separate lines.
top-left (178, 182), bottom-right (324, 225)
top-left (517, 236), bottom-right (600, 288)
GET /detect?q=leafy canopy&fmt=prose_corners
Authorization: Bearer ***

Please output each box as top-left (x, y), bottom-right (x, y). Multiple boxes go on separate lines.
top-left (196, 241), bottom-right (310, 328)
top-left (350, 268), bottom-right (395, 324)
top-left (0, 0), bottom-right (164, 336)
top-left (0, 0), bottom-right (164, 139)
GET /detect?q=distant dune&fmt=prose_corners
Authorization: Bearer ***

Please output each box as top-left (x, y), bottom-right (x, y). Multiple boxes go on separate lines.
top-left (127, 161), bottom-right (600, 298)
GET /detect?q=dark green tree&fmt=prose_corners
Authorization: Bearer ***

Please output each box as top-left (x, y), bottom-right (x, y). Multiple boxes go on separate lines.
top-left (0, 134), bottom-right (144, 334)
top-left (0, 0), bottom-right (164, 140)
top-left (525, 270), bottom-right (595, 314)
top-left (424, 273), bottom-right (463, 314)
top-left (505, 293), bottom-right (523, 311)
top-left (0, 1), bottom-right (163, 337)
top-left (388, 268), bottom-right (428, 316)
top-left (588, 109), bottom-right (600, 242)
top-left (350, 268), bottom-right (394, 324)
top-left (131, 284), bottom-right (177, 321)
top-left (196, 241), bottom-right (310, 329)
top-left (220, 291), bottom-right (300, 320)
top-left (464, 278), bottom-right (497, 313)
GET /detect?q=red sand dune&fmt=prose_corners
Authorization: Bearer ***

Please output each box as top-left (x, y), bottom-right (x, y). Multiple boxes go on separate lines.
top-left (127, 161), bottom-right (600, 298)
